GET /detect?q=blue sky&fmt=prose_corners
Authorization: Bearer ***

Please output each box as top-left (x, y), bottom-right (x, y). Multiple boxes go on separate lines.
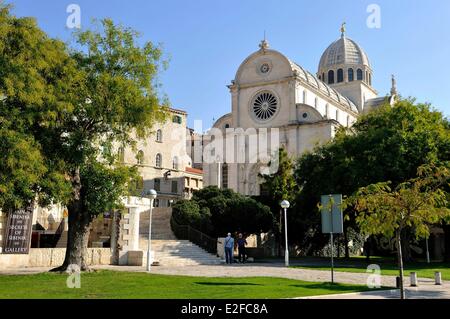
top-left (7, 0), bottom-right (450, 128)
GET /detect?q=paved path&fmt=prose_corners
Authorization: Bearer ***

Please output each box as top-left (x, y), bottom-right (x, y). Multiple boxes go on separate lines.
top-left (1, 263), bottom-right (448, 299)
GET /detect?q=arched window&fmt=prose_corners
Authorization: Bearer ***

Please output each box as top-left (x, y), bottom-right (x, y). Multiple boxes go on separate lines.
top-left (337, 69), bottom-right (344, 83)
top-left (118, 146), bottom-right (125, 163)
top-left (357, 69), bottom-right (363, 81)
top-left (348, 68), bottom-right (354, 82)
top-left (136, 150), bottom-right (144, 165)
top-left (328, 70), bottom-right (335, 84)
top-left (335, 109), bottom-right (339, 121)
top-left (224, 123), bottom-right (230, 129)
top-left (172, 156), bottom-right (179, 170)
top-left (315, 97), bottom-right (318, 108)
top-left (325, 104), bottom-right (329, 118)
top-left (155, 153), bottom-right (162, 168)
top-left (303, 90), bottom-right (307, 104)
top-left (156, 129), bottom-right (162, 142)
top-left (222, 163), bottom-right (228, 189)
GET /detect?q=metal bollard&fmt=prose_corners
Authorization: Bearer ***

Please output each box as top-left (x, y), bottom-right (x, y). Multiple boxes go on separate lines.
top-left (396, 276), bottom-right (401, 288)
top-left (410, 272), bottom-right (418, 287)
top-left (435, 272), bottom-right (442, 285)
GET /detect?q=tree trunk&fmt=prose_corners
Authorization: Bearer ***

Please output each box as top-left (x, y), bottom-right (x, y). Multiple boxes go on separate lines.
top-left (396, 230), bottom-right (406, 299)
top-left (51, 167), bottom-right (92, 272)
top-left (344, 226), bottom-right (350, 259)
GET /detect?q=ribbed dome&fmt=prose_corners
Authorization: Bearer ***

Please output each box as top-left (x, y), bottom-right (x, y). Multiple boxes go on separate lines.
top-left (318, 36), bottom-right (371, 71)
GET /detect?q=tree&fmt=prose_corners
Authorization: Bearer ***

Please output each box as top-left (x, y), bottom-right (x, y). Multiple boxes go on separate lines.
top-left (0, 4), bottom-right (73, 213)
top-left (49, 19), bottom-right (168, 271)
top-left (172, 186), bottom-right (274, 237)
top-left (348, 164), bottom-right (450, 299)
top-left (259, 148), bottom-right (298, 255)
top-left (1, 4), bottom-right (168, 271)
top-left (294, 99), bottom-right (450, 257)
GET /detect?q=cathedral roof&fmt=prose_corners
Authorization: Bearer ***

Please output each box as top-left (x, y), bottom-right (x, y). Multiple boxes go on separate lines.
top-left (289, 60), bottom-right (359, 113)
top-left (318, 35), bottom-right (371, 71)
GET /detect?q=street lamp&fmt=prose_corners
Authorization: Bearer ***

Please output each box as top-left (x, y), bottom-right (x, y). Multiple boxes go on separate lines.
top-left (280, 200), bottom-right (290, 267)
top-left (142, 189), bottom-right (157, 271)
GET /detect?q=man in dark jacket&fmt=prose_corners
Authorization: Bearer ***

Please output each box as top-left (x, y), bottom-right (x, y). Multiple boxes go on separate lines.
top-left (237, 233), bottom-right (248, 263)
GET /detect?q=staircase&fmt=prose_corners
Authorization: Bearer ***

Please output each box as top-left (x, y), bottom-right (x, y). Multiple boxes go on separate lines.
top-left (139, 208), bottom-right (221, 266)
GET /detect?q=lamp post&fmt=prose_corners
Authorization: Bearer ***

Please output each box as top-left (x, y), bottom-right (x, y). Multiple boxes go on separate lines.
top-left (280, 200), bottom-right (290, 267)
top-left (142, 189), bottom-right (157, 272)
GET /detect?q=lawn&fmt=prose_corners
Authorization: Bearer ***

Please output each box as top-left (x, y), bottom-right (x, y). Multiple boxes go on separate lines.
top-left (291, 258), bottom-right (450, 280)
top-left (0, 270), bottom-right (379, 299)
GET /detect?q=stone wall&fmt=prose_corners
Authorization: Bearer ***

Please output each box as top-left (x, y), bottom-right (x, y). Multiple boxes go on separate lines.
top-left (0, 248), bottom-right (111, 269)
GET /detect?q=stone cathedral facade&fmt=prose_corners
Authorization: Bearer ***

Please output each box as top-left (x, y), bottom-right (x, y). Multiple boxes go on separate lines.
top-left (203, 28), bottom-right (397, 196)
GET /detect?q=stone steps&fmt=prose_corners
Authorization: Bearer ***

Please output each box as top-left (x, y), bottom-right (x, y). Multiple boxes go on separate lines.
top-left (138, 209), bottom-right (221, 266)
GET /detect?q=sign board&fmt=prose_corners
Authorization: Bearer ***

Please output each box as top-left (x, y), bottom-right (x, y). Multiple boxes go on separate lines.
top-left (3, 207), bottom-right (34, 254)
top-left (321, 194), bottom-right (343, 234)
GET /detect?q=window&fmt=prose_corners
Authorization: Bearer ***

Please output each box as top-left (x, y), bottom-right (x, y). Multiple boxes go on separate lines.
top-left (155, 153), bottom-right (162, 168)
top-left (136, 150), bottom-right (144, 165)
top-left (154, 199), bottom-right (160, 207)
top-left (224, 124), bottom-right (230, 129)
top-left (222, 164), bottom-right (228, 189)
top-left (328, 70), bottom-right (334, 84)
top-left (348, 68), bottom-right (354, 82)
top-left (154, 178), bottom-right (160, 191)
top-left (172, 115), bottom-right (182, 124)
top-left (303, 90), bottom-right (307, 104)
top-left (171, 181), bottom-right (178, 194)
top-left (369, 73), bottom-right (372, 86)
top-left (366, 71), bottom-right (369, 83)
top-left (322, 73), bottom-right (325, 82)
top-left (315, 97), bottom-right (318, 108)
top-left (337, 69), bottom-right (344, 83)
top-left (172, 156), bottom-right (179, 170)
top-left (357, 69), bottom-right (363, 81)
top-left (156, 129), bottom-right (162, 142)
top-left (325, 104), bottom-right (329, 118)
top-left (252, 91), bottom-right (278, 121)
top-left (335, 109), bottom-right (339, 122)
top-left (118, 146), bottom-right (125, 162)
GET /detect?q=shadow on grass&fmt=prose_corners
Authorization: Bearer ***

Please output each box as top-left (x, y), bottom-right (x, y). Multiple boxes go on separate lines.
top-left (194, 282), bottom-right (262, 286)
top-left (289, 282), bottom-right (374, 292)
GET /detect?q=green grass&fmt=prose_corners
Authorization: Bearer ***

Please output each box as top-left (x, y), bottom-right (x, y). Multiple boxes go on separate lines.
top-left (0, 270), bottom-right (379, 299)
top-left (291, 258), bottom-right (450, 280)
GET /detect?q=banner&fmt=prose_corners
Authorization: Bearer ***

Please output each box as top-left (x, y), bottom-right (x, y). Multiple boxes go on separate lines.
top-left (3, 206), bottom-right (34, 254)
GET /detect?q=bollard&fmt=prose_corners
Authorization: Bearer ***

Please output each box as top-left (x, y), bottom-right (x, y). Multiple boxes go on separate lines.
top-left (410, 272), bottom-right (418, 287)
top-left (396, 276), bottom-right (401, 288)
top-left (435, 272), bottom-right (442, 285)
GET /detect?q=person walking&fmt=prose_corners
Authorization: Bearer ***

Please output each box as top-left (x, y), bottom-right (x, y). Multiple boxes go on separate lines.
top-left (237, 233), bottom-right (248, 263)
top-left (224, 233), bottom-right (234, 265)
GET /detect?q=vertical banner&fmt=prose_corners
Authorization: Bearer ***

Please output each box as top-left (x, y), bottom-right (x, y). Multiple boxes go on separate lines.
top-left (3, 205), bottom-right (34, 254)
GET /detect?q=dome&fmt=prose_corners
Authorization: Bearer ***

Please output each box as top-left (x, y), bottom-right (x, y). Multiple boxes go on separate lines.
top-left (318, 35), bottom-right (371, 71)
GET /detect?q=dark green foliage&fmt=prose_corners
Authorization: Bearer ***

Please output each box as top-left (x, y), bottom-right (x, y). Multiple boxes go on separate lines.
top-left (172, 186), bottom-right (274, 237)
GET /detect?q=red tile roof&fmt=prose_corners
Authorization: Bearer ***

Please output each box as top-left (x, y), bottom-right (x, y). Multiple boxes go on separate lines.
top-left (185, 167), bottom-right (203, 175)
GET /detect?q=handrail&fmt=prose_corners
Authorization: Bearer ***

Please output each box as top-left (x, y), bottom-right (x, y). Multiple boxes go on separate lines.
top-left (170, 217), bottom-right (217, 255)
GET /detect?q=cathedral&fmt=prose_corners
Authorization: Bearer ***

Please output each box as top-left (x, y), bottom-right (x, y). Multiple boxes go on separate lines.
top-left (203, 26), bottom-right (398, 196)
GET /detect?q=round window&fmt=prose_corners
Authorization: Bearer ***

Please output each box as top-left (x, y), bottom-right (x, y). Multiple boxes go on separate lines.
top-left (252, 92), bottom-right (278, 121)
top-left (260, 63), bottom-right (270, 74)
top-left (302, 113), bottom-right (308, 119)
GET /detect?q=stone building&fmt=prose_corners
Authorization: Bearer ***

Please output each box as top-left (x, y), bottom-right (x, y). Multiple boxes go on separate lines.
top-left (203, 27), bottom-right (397, 195)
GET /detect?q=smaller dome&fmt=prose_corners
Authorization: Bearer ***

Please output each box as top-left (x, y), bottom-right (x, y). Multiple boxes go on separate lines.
top-left (318, 36), bottom-right (371, 71)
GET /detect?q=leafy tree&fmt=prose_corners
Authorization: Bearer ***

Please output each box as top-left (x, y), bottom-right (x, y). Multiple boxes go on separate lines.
top-left (49, 19), bottom-right (168, 271)
top-left (0, 4), bottom-right (74, 212)
top-left (259, 148), bottom-right (298, 255)
top-left (172, 186), bottom-right (274, 237)
top-left (294, 99), bottom-right (450, 257)
top-left (1, 4), bottom-right (168, 271)
top-left (348, 164), bottom-right (450, 299)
